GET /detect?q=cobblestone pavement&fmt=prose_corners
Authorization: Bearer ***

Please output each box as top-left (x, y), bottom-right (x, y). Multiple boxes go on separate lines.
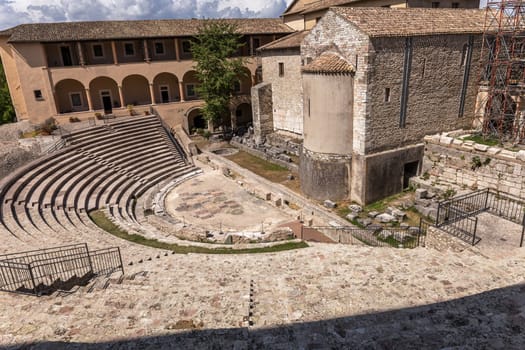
top-left (1, 240), bottom-right (524, 349)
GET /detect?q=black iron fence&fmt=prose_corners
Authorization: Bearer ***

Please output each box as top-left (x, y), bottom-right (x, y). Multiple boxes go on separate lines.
top-left (304, 218), bottom-right (430, 248)
top-left (436, 188), bottom-right (525, 246)
top-left (0, 243), bottom-right (124, 296)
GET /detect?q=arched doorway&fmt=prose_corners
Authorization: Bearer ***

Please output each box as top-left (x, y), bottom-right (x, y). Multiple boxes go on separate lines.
top-left (153, 73), bottom-right (180, 104)
top-left (186, 108), bottom-right (207, 134)
top-left (235, 103), bottom-right (253, 127)
top-left (55, 79), bottom-right (88, 113)
top-left (122, 74), bottom-right (151, 106)
top-left (89, 76), bottom-right (120, 113)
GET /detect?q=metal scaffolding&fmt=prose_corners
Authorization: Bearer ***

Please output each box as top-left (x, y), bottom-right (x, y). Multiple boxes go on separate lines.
top-left (478, 0), bottom-right (525, 143)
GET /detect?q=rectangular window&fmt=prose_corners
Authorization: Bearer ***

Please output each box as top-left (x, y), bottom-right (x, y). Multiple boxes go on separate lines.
top-left (92, 44), bottom-right (104, 58)
top-left (253, 38), bottom-right (261, 50)
top-left (233, 81), bottom-right (241, 93)
top-left (451, 2), bottom-right (459, 8)
top-left (431, 2), bottom-right (440, 8)
top-left (70, 92), bottom-right (83, 107)
top-left (34, 90), bottom-right (43, 100)
top-left (124, 42), bottom-right (135, 56)
top-left (154, 41), bottom-right (165, 55)
top-left (278, 62), bottom-right (284, 77)
top-left (384, 88), bottom-right (391, 102)
top-left (186, 84), bottom-right (196, 98)
top-left (182, 40), bottom-right (191, 53)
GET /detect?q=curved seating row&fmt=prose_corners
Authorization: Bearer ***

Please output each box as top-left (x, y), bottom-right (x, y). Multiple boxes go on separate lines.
top-left (0, 115), bottom-right (199, 255)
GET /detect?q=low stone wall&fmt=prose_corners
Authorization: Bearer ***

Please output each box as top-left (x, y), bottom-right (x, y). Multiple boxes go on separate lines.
top-left (423, 132), bottom-right (525, 198)
top-left (230, 140), bottom-right (298, 172)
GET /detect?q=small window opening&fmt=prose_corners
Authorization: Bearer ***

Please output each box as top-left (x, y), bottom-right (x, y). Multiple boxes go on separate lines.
top-left (431, 2), bottom-right (440, 8)
top-left (451, 2), bottom-right (459, 8)
top-left (124, 42), bottom-right (135, 56)
top-left (384, 88), bottom-right (391, 102)
top-left (154, 42), bottom-right (165, 55)
top-left (92, 44), bottom-right (104, 58)
top-left (278, 62), bottom-right (284, 77)
top-left (34, 90), bottom-right (43, 100)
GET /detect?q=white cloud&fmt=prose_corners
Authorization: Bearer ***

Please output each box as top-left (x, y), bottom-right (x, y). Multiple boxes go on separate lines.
top-left (0, 0), bottom-right (295, 29)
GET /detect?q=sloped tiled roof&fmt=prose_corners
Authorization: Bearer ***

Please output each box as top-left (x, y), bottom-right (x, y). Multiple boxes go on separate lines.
top-left (302, 53), bottom-right (355, 74)
top-left (283, 0), bottom-right (358, 16)
top-left (258, 30), bottom-right (310, 51)
top-left (2, 18), bottom-right (294, 43)
top-left (332, 8), bottom-right (486, 37)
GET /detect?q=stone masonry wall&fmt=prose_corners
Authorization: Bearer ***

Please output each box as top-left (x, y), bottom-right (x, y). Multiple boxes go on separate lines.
top-left (422, 132), bottom-right (525, 198)
top-left (251, 82), bottom-right (274, 145)
top-left (301, 10), bottom-right (371, 156)
top-left (366, 35), bottom-right (481, 154)
top-left (261, 49), bottom-right (303, 135)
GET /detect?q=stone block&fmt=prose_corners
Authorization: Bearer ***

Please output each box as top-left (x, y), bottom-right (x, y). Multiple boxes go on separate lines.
top-left (439, 136), bottom-right (454, 145)
top-left (415, 188), bottom-right (427, 200)
top-left (473, 143), bottom-right (489, 152)
top-left (376, 213), bottom-right (397, 223)
top-left (324, 200), bottom-right (336, 209)
top-left (452, 138), bottom-right (464, 146)
top-left (273, 198), bottom-right (282, 207)
top-left (487, 147), bottom-right (501, 155)
top-left (348, 204), bottom-right (362, 212)
top-left (346, 213), bottom-right (358, 221)
top-left (368, 211), bottom-right (379, 218)
top-left (391, 209), bottom-right (406, 219)
top-left (516, 150), bottom-right (525, 162)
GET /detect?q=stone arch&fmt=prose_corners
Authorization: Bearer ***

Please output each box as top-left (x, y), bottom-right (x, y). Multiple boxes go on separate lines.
top-left (235, 102), bottom-right (253, 128)
top-left (153, 72), bottom-right (180, 104)
top-left (122, 74), bottom-right (151, 106)
top-left (89, 76), bottom-right (120, 111)
top-left (229, 95), bottom-right (252, 130)
top-left (55, 79), bottom-right (88, 114)
top-left (182, 70), bottom-right (200, 100)
top-left (234, 67), bottom-right (253, 95)
top-left (185, 106), bottom-right (207, 134)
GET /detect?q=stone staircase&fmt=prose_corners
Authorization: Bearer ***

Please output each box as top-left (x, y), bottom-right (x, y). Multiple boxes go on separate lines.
top-left (0, 115), bottom-right (200, 256)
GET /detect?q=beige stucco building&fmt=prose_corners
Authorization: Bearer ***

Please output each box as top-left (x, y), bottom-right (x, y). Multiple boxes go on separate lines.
top-left (0, 19), bottom-right (293, 131)
top-left (282, 0), bottom-right (481, 31)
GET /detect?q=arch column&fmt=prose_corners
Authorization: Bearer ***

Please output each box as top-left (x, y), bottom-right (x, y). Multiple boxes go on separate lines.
top-left (118, 85), bottom-right (125, 107)
top-left (85, 88), bottom-right (94, 111)
top-left (179, 81), bottom-right (185, 102)
top-left (149, 83), bottom-right (156, 105)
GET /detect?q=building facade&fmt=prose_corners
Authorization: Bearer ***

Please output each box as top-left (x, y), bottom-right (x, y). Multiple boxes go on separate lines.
top-left (0, 19), bottom-right (293, 129)
top-left (282, 0), bottom-right (481, 31)
top-left (297, 8), bottom-right (484, 204)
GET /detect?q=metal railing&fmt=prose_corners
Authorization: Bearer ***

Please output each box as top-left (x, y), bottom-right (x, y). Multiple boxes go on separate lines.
top-left (151, 107), bottom-right (194, 166)
top-left (303, 218), bottom-right (430, 248)
top-left (436, 188), bottom-right (525, 246)
top-left (0, 243), bottom-right (124, 296)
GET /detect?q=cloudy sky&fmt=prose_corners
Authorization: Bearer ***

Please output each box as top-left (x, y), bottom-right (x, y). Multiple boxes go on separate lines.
top-left (0, 0), bottom-right (295, 30)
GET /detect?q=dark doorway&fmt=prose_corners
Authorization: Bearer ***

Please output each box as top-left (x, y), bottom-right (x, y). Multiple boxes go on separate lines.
top-left (61, 46), bottom-right (73, 66)
top-left (403, 161), bottom-right (419, 189)
top-left (193, 115), bottom-right (206, 130)
top-left (160, 87), bottom-right (169, 103)
top-left (102, 94), bottom-right (112, 115)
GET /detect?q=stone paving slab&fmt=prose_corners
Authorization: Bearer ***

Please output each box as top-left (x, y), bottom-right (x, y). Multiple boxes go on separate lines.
top-left (0, 242), bottom-right (524, 349)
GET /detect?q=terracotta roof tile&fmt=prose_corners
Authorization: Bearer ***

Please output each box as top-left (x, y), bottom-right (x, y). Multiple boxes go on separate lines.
top-left (302, 53), bottom-right (355, 74)
top-left (258, 30), bottom-right (310, 51)
top-left (283, 0), bottom-right (358, 16)
top-left (332, 8), bottom-right (486, 37)
top-left (4, 19), bottom-right (294, 43)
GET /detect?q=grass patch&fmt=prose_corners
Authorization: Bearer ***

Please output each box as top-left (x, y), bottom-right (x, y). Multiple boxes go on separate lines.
top-left (462, 134), bottom-right (500, 147)
top-left (225, 150), bottom-right (301, 193)
top-left (88, 210), bottom-right (308, 254)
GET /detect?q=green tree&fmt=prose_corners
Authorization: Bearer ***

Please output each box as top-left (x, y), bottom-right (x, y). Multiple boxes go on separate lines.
top-left (191, 21), bottom-right (247, 127)
top-left (0, 57), bottom-right (15, 124)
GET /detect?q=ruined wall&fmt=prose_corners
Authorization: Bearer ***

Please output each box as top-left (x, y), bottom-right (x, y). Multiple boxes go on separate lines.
top-left (366, 35), bottom-right (480, 154)
top-left (423, 133), bottom-right (525, 198)
top-left (251, 82), bottom-right (274, 145)
top-left (261, 49), bottom-right (303, 136)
